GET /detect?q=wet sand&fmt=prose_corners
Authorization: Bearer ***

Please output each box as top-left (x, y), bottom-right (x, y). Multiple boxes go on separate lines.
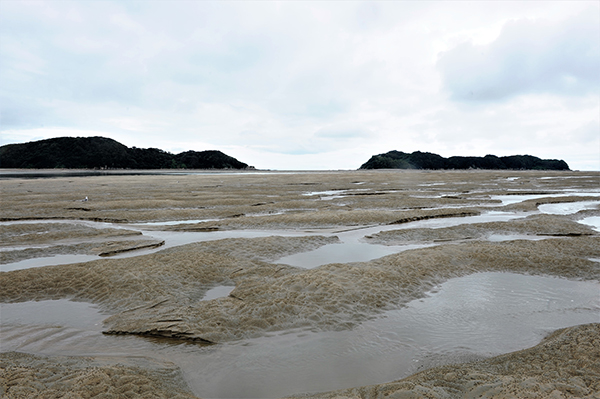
top-left (1, 169), bottom-right (599, 398)
top-left (0, 352), bottom-right (198, 399)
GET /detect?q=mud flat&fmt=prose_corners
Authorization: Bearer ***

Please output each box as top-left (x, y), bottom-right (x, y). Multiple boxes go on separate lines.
top-left (1, 169), bottom-right (599, 398)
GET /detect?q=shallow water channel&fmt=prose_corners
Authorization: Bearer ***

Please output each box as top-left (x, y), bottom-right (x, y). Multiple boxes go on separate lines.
top-left (1, 210), bottom-right (528, 271)
top-left (1, 272), bottom-right (598, 398)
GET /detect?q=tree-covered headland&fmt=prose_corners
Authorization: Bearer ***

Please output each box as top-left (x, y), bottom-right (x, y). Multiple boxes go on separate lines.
top-left (360, 150), bottom-right (569, 170)
top-left (0, 137), bottom-right (249, 169)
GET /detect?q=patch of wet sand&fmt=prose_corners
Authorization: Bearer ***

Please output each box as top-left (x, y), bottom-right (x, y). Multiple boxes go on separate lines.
top-left (0, 222), bottom-right (141, 245)
top-left (0, 352), bottom-right (197, 399)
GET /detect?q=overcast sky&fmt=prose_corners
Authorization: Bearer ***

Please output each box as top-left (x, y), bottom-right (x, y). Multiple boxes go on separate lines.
top-left (1, 1), bottom-right (598, 170)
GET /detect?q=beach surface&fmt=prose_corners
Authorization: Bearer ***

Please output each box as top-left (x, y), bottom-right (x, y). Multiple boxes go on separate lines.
top-left (1, 169), bottom-right (599, 398)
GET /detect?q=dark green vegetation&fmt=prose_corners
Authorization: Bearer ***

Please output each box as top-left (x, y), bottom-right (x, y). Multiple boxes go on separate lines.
top-left (0, 137), bottom-right (249, 169)
top-left (360, 150), bottom-right (569, 170)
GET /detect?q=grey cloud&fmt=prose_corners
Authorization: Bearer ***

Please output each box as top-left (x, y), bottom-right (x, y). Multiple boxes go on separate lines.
top-left (437, 10), bottom-right (600, 102)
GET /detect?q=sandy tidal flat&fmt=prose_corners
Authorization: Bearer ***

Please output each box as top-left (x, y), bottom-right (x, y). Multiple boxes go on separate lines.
top-left (1, 169), bottom-right (599, 398)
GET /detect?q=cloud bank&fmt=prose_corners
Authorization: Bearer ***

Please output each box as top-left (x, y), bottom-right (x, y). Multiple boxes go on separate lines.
top-left (1, 1), bottom-right (598, 170)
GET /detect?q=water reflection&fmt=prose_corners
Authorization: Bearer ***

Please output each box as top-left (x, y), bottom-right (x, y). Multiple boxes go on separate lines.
top-left (202, 286), bottom-right (235, 300)
top-left (538, 201), bottom-right (600, 215)
top-left (491, 192), bottom-right (600, 206)
top-left (1, 254), bottom-right (105, 272)
top-left (276, 240), bottom-right (431, 268)
top-left (578, 216), bottom-right (600, 232)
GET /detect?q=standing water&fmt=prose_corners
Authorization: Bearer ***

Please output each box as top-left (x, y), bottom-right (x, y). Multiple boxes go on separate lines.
top-left (2, 272), bottom-right (598, 398)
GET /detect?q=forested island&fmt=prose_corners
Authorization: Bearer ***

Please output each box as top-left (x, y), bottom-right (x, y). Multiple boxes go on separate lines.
top-left (0, 137), bottom-right (249, 169)
top-left (360, 150), bottom-right (569, 170)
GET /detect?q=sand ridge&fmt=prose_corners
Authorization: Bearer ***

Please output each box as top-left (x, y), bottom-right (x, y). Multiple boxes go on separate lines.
top-left (0, 352), bottom-right (198, 399)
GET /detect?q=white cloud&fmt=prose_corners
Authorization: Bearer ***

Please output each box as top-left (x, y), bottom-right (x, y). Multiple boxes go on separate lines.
top-left (1, 1), bottom-right (598, 170)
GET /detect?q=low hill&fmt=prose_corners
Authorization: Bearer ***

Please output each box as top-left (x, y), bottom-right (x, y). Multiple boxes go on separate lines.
top-left (0, 137), bottom-right (249, 169)
top-left (359, 151), bottom-right (569, 171)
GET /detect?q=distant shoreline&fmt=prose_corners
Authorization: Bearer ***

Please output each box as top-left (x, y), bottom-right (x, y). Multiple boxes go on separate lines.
top-left (0, 168), bottom-right (584, 180)
top-left (0, 168), bottom-right (336, 179)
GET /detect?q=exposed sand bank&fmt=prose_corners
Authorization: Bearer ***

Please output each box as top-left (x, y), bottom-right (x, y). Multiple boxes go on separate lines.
top-left (0, 352), bottom-right (198, 399)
